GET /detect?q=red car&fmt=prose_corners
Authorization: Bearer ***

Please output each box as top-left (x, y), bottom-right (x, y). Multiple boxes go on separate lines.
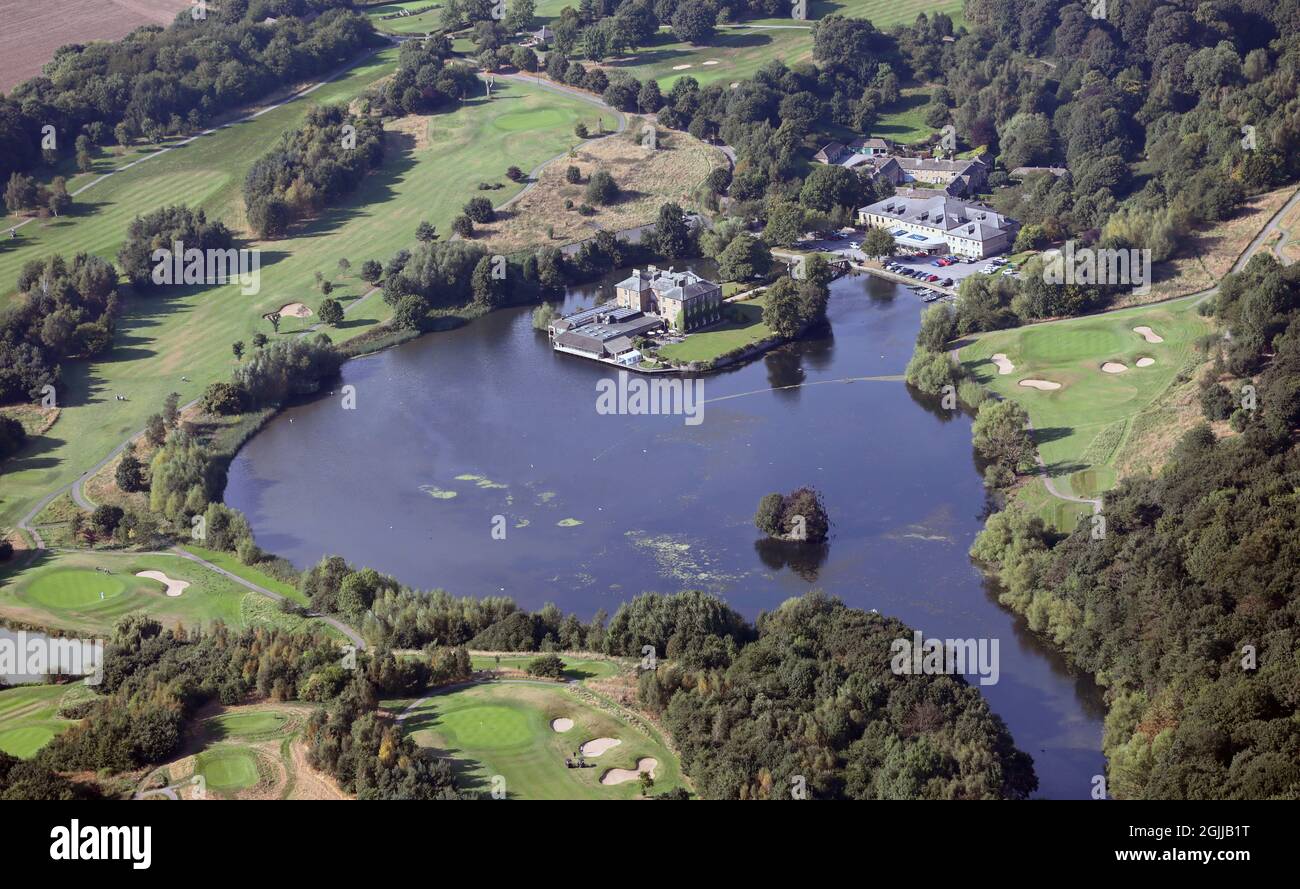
top-left (926, 274), bottom-right (940, 282)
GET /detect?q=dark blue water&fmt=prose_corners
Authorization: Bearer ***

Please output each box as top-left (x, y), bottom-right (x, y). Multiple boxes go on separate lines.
top-left (226, 268), bottom-right (1107, 798)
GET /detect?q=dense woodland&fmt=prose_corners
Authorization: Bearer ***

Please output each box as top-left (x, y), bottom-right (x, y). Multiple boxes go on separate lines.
top-left (0, 1), bottom-right (378, 186)
top-left (243, 104), bottom-right (385, 237)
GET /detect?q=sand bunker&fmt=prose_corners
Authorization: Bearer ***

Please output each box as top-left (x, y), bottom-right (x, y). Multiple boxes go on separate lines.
top-left (990, 353), bottom-right (1015, 375)
top-left (1019, 379), bottom-right (1062, 390)
top-left (580, 738), bottom-right (622, 757)
top-left (671, 64), bottom-right (692, 70)
top-left (1101, 362), bottom-right (1128, 374)
top-left (1136, 357), bottom-right (1155, 367)
top-left (275, 302), bottom-right (313, 318)
top-left (136, 571), bottom-right (190, 598)
top-left (600, 757), bottom-right (658, 785)
top-left (1133, 326), bottom-right (1163, 343)
top-left (702, 60), bottom-right (720, 66)
top-left (550, 718), bottom-right (574, 732)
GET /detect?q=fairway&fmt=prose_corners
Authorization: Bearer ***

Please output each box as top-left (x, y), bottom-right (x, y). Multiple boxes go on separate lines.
top-left (209, 710), bottom-right (290, 741)
top-left (745, 0), bottom-right (965, 27)
top-left (0, 684), bottom-right (84, 759)
top-left (400, 682), bottom-right (682, 799)
top-left (470, 653), bottom-right (621, 680)
top-left (596, 26), bottom-right (814, 89)
top-left (960, 296), bottom-right (1211, 499)
top-left (0, 51), bottom-right (597, 533)
top-left (26, 570), bottom-right (127, 609)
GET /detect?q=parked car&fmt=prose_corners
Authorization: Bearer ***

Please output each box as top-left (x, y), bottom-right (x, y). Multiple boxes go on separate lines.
top-left (941, 278), bottom-right (954, 287)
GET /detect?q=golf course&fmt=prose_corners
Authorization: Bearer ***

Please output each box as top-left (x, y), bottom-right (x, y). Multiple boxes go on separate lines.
top-left (0, 550), bottom-right (338, 638)
top-left (0, 51), bottom-right (600, 536)
top-left (960, 295), bottom-right (1212, 507)
top-left (0, 682), bottom-right (90, 759)
top-left (134, 704), bottom-right (337, 800)
top-left (395, 681), bottom-right (683, 799)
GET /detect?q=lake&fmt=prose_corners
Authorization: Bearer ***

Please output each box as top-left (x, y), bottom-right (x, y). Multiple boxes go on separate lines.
top-left (226, 265), bottom-right (1107, 798)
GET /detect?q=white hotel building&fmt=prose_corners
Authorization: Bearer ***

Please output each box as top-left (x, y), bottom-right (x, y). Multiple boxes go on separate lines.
top-left (857, 190), bottom-right (1017, 259)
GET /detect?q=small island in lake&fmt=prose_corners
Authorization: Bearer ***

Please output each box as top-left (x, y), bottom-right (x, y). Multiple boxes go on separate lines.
top-left (754, 487), bottom-right (830, 543)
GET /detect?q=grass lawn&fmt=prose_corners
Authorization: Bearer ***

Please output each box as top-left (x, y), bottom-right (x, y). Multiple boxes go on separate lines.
top-left (181, 545), bottom-right (308, 606)
top-left (959, 295), bottom-right (1212, 500)
top-left (0, 683), bottom-right (86, 759)
top-left (745, 0), bottom-right (964, 27)
top-left (206, 709), bottom-right (291, 742)
top-left (594, 26), bottom-right (813, 90)
top-left (470, 653), bottom-right (621, 680)
top-left (0, 51), bottom-right (595, 532)
top-left (194, 746), bottom-right (262, 793)
top-left (657, 296), bottom-right (772, 363)
top-left (0, 550), bottom-right (336, 638)
top-left (363, 1), bottom-right (442, 34)
top-left (397, 682), bottom-right (682, 799)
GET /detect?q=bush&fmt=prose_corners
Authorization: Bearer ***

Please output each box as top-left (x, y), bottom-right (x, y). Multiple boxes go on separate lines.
top-left (526, 654), bottom-right (566, 679)
top-left (585, 170), bottom-right (619, 205)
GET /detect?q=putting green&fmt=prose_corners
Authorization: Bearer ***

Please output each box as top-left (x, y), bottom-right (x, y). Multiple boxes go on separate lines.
top-left (399, 683), bottom-right (683, 799)
top-left (436, 704), bottom-right (534, 750)
top-left (26, 570), bottom-right (126, 609)
top-left (493, 107), bottom-right (568, 132)
top-left (195, 748), bottom-right (260, 792)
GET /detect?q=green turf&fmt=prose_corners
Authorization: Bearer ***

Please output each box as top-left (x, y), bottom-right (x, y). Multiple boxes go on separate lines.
top-left (960, 295), bottom-right (1211, 500)
top-left (0, 52), bottom-right (597, 533)
top-left (195, 747), bottom-right (261, 792)
top-left (26, 569), bottom-right (127, 609)
top-left (398, 682), bottom-right (682, 799)
top-left (745, 0), bottom-right (964, 27)
top-left (181, 546), bottom-right (308, 606)
top-left (208, 710), bottom-right (290, 741)
top-left (593, 26), bottom-right (814, 90)
top-left (0, 550), bottom-right (337, 639)
top-left (0, 684), bottom-right (82, 759)
top-left (470, 654), bottom-right (621, 680)
top-left (657, 296), bottom-right (772, 363)
top-left (364, 1), bottom-right (443, 34)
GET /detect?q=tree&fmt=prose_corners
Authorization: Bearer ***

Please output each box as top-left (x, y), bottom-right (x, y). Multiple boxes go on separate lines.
top-left (916, 305), bottom-right (956, 353)
top-left (754, 492), bottom-right (784, 536)
top-left (145, 413), bottom-right (167, 447)
top-left (671, 0), bottom-right (716, 45)
top-left (505, 0), bottom-right (535, 33)
top-left (232, 341), bottom-right (245, 361)
top-left (471, 256), bottom-right (505, 307)
top-left (115, 450), bottom-right (147, 493)
top-left (452, 215), bottom-right (475, 238)
top-left (338, 258), bottom-right (351, 275)
top-left (574, 121), bottom-right (589, 138)
top-left (89, 505), bottom-right (125, 539)
top-left (762, 277), bottom-right (804, 338)
top-left (654, 202), bottom-right (691, 259)
top-left (464, 197), bottom-right (495, 223)
top-left (318, 298), bottom-right (344, 326)
top-left (585, 170), bottom-right (619, 205)
top-left (971, 399), bottom-right (1035, 475)
top-left (252, 332), bottom-right (268, 349)
top-left (862, 226), bottom-right (896, 260)
top-left (526, 653), bottom-right (565, 678)
top-left (763, 201), bottom-right (805, 248)
top-left (361, 260), bottom-right (383, 283)
top-left (506, 166), bottom-right (524, 182)
top-left (717, 234), bottom-right (771, 282)
top-left (200, 381), bottom-right (243, 415)
top-left (162, 392), bottom-right (180, 429)
top-left (639, 79), bottom-right (663, 113)
top-left (0, 415), bottom-right (28, 462)
top-left (565, 165), bottom-right (582, 184)
top-left (393, 294), bottom-right (429, 330)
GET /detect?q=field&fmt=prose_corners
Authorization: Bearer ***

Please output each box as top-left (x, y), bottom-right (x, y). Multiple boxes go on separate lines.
top-left (0, 550), bottom-right (337, 638)
top-left (657, 295), bottom-right (773, 363)
top-left (362, 1), bottom-right (443, 34)
top-left (479, 122), bottom-right (726, 252)
top-left (395, 681), bottom-right (683, 799)
top-left (594, 26), bottom-right (814, 89)
top-left (0, 0), bottom-right (189, 92)
top-left (0, 683), bottom-right (89, 758)
top-left (960, 296), bottom-right (1212, 501)
top-left (0, 50), bottom-right (597, 534)
top-left (470, 653), bottom-right (622, 680)
top-left (744, 0), bottom-right (963, 27)
top-left (136, 703), bottom-right (344, 799)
